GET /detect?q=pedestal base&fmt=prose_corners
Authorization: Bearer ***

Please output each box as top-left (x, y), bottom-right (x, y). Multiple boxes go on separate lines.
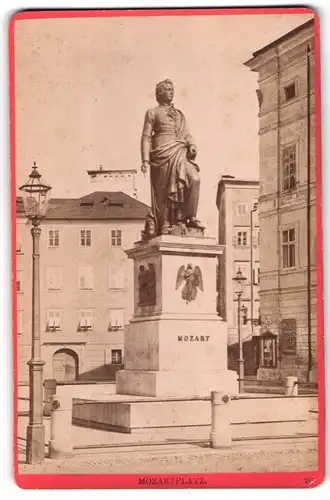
top-left (116, 315), bottom-right (238, 397)
top-left (116, 368), bottom-right (238, 397)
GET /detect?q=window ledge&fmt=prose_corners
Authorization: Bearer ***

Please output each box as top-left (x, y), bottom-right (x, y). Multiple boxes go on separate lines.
top-left (281, 96), bottom-right (299, 108)
top-left (282, 188), bottom-right (298, 196)
top-left (281, 267), bottom-right (297, 274)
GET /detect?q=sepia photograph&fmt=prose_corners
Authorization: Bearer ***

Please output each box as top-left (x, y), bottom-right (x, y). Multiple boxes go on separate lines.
top-left (11, 7), bottom-right (324, 488)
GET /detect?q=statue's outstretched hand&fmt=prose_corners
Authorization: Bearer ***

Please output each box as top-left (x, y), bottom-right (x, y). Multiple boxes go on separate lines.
top-left (141, 161), bottom-right (150, 176)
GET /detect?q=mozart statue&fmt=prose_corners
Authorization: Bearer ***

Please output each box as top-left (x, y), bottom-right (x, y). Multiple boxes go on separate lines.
top-left (141, 79), bottom-right (204, 237)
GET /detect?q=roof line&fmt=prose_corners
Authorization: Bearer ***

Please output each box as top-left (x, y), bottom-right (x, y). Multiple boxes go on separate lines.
top-left (87, 169), bottom-right (137, 174)
top-left (251, 18), bottom-right (314, 58)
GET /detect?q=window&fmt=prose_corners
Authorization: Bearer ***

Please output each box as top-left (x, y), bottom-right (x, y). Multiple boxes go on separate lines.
top-left (104, 348), bottom-right (123, 365)
top-left (110, 229), bottom-right (122, 247)
top-left (78, 309), bottom-right (93, 331)
top-left (236, 203), bottom-right (248, 216)
top-left (17, 311), bottom-right (24, 335)
top-left (253, 267), bottom-right (260, 285)
top-left (282, 228), bottom-right (296, 269)
top-left (16, 270), bottom-right (23, 293)
top-left (111, 349), bottom-right (123, 365)
top-left (108, 309), bottom-right (124, 331)
top-left (283, 145), bottom-right (297, 191)
top-left (284, 82), bottom-right (296, 101)
top-left (280, 318), bottom-right (297, 354)
top-left (108, 265), bottom-right (124, 289)
top-left (46, 267), bottom-right (63, 291)
top-left (242, 305), bottom-right (248, 325)
top-left (48, 229), bottom-right (60, 247)
top-left (236, 231), bottom-right (248, 246)
top-left (46, 309), bottom-right (62, 331)
top-left (260, 335), bottom-right (277, 368)
top-left (80, 229), bottom-right (92, 247)
top-left (16, 240), bottom-right (22, 254)
top-left (78, 267), bottom-right (94, 290)
top-left (252, 231), bottom-right (260, 247)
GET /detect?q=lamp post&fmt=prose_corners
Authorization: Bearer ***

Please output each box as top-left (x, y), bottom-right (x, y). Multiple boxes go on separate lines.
top-left (233, 268), bottom-right (247, 393)
top-left (250, 201), bottom-right (258, 334)
top-left (19, 161), bottom-right (51, 464)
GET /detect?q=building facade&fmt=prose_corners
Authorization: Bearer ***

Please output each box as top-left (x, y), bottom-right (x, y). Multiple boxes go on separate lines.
top-left (244, 19), bottom-right (317, 381)
top-left (87, 166), bottom-right (138, 199)
top-left (16, 188), bottom-right (149, 383)
top-left (216, 176), bottom-right (260, 375)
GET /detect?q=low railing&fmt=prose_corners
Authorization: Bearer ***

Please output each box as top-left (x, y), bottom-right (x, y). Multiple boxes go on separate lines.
top-left (16, 374), bottom-right (318, 459)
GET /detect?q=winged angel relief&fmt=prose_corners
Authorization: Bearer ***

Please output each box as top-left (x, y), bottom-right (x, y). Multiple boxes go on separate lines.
top-left (175, 264), bottom-right (204, 304)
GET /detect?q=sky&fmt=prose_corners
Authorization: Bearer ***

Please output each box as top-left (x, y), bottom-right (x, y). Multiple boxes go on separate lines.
top-left (14, 11), bottom-right (313, 235)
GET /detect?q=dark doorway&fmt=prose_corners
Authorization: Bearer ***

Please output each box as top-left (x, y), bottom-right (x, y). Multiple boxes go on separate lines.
top-left (228, 337), bottom-right (259, 376)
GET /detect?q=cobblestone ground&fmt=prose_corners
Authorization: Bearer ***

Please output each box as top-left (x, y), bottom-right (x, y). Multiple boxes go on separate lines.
top-left (18, 440), bottom-right (318, 475)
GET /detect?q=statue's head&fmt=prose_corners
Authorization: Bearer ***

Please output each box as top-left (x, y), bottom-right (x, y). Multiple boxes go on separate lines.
top-left (155, 79), bottom-right (174, 104)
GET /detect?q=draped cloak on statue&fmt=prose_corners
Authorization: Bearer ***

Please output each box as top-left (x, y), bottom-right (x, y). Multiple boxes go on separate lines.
top-left (141, 104), bottom-right (200, 235)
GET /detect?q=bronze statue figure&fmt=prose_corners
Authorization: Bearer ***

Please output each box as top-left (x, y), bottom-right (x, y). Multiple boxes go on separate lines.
top-left (141, 79), bottom-right (204, 237)
top-left (175, 264), bottom-right (204, 303)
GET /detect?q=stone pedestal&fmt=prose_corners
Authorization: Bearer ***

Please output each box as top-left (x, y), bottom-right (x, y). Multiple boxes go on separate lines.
top-left (116, 234), bottom-right (238, 397)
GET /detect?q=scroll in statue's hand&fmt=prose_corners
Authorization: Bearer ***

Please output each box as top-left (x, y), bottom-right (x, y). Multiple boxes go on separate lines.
top-left (141, 161), bottom-right (150, 176)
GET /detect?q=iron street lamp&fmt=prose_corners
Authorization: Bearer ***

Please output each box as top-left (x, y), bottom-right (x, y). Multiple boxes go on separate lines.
top-left (233, 268), bottom-right (247, 393)
top-left (19, 161), bottom-right (52, 464)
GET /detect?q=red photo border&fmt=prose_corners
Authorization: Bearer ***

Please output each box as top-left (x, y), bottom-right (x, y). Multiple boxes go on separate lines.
top-left (9, 6), bottom-right (325, 489)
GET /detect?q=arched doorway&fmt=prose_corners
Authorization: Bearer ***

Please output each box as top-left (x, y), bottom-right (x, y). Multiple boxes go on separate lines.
top-left (52, 348), bottom-right (79, 381)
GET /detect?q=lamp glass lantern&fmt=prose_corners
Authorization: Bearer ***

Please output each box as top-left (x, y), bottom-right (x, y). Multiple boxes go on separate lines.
top-left (233, 268), bottom-right (247, 296)
top-left (19, 162), bottom-right (51, 219)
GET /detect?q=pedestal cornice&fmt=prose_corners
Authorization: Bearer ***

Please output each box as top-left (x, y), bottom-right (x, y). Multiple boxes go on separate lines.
top-left (126, 235), bottom-right (224, 259)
